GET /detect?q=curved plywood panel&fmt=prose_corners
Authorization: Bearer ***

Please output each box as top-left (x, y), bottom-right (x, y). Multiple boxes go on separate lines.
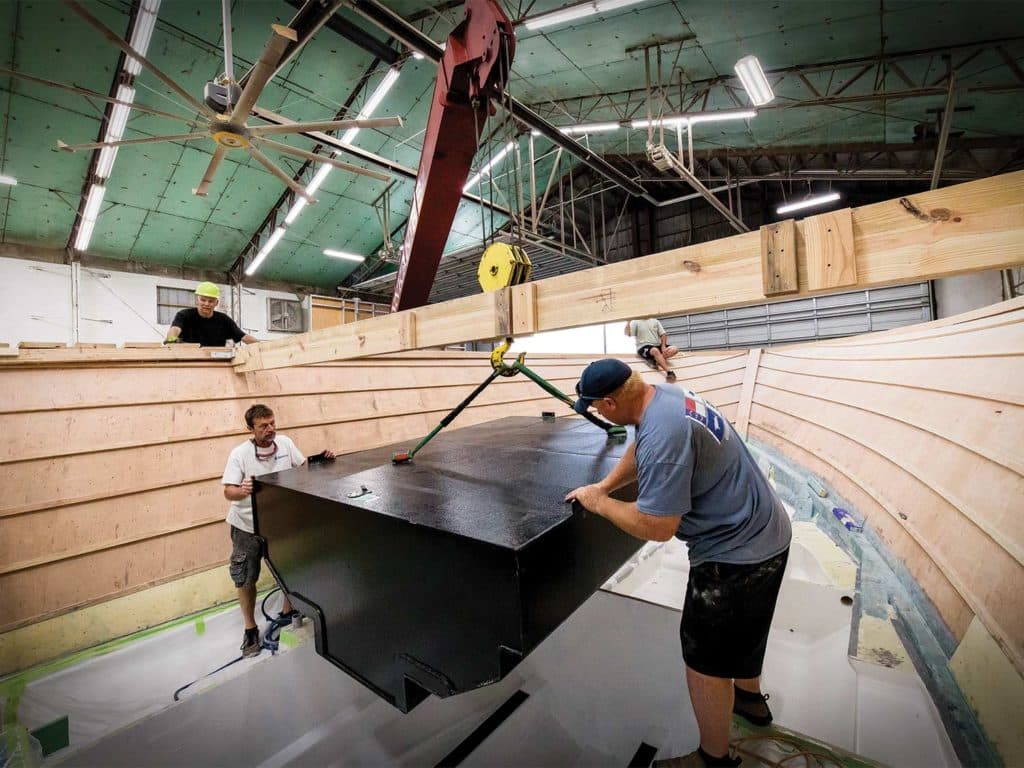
top-left (749, 296), bottom-right (1024, 674)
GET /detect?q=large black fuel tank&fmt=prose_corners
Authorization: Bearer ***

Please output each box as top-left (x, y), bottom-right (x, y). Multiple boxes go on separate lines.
top-left (253, 415), bottom-right (640, 712)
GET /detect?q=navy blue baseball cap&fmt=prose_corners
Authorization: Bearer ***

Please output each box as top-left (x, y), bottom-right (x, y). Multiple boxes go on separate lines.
top-left (573, 359), bottom-right (632, 413)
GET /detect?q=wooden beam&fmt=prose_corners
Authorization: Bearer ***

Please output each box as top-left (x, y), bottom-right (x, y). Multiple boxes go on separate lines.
top-left (231, 172), bottom-right (1024, 371)
top-left (234, 291), bottom-right (510, 372)
top-left (516, 171), bottom-right (1024, 334)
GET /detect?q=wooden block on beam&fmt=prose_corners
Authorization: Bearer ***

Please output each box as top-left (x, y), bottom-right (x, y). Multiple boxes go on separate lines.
top-left (803, 208), bottom-right (857, 291)
top-left (512, 283), bottom-right (539, 335)
top-left (760, 219), bottom-right (798, 296)
top-left (124, 342), bottom-right (166, 348)
top-left (19, 341), bottom-right (66, 349)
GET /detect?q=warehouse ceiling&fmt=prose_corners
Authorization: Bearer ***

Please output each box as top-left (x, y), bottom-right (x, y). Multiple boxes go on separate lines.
top-left (1, 0), bottom-right (1022, 298)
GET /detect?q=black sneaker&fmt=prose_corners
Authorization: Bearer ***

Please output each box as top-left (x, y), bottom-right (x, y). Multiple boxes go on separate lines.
top-left (276, 609), bottom-right (299, 626)
top-left (733, 686), bottom-right (772, 726)
top-left (240, 627), bottom-right (261, 657)
top-left (666, 370), bottom-right (677, 382)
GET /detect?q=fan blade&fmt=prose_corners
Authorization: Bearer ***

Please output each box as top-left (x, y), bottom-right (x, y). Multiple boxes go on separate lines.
top-left (244, 144), bottom-right (316, 204)
top-left (229, 24), bottom-right (297, 123)
top-left (0, 67), bottom-right (202, 126)
top-left (252, 137), bottom-right (390, 182)
top-left (57, 132), bottom-right (207, 152)
top-left (248, 116), bottom-right (403, 136)
top-left (63, 0), bottom-right (217, 119)
top-left (193, 146), bottom-right (229, 197)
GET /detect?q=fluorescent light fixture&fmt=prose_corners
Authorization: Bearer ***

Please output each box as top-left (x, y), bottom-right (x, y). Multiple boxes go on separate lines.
top-left (342, 68), bottom-right (401, 144)
top-left (323, 249), bottom-right (365, 262)
top-left (776, 192), bottom-right (841, 215)
top-left (95, 85), bottom-right (136, 178)
top-left (631, 109), bottom-right (756, 129)
top-left (560, 122), bottom-right (620, 134)
top-left (464, 141), bottom-right (516, 192)
top-left (524, 0), bottom-right (647, 30)
top-left (283, 156), bottom-right (335, 226)
top-left (245, 227), bottom-right (286, 276)
top-left (74, 184), bottom-right (107, 251)
top-left (305, 163), bottom-right (333, 195)
top-left (734, 55), bottom-right (774, 106)
top-left (0, 174), bottom-right (16, 186)
top-left (283, 197), bottom-right (308, 225)
top-left (688, 108), bottom-right (756, 125)
top-left (125, 0), bottom-right (161, 75)
top-left (630, 116), bottom-right (688, 129)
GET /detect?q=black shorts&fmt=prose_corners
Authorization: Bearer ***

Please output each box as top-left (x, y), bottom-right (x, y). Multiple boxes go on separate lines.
top-left (637, 344), bottom-right (658, 362)
top-left (229, 526), bottom-right (264, 588)
top-left (680, 549), bottom-right (789, 679)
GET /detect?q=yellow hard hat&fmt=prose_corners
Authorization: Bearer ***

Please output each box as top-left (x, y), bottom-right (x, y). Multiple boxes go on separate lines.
top-left (195, 282), bottom-right (220, 299)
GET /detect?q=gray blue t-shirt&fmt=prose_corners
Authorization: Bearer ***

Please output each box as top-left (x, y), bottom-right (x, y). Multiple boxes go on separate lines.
top-left (635, 385), bottom-right (791, 565)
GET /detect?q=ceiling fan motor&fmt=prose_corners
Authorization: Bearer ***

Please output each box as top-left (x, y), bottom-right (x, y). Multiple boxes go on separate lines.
top-left (203, 81), bottom-right (243, 114)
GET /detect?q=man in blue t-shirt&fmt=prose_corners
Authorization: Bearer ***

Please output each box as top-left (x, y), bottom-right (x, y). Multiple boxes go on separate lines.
top-left (566, 358), bottom-right (791, 768)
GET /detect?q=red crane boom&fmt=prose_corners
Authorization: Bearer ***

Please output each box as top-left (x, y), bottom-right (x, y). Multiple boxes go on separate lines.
top-left (390, 0), bottom-right (515, 312)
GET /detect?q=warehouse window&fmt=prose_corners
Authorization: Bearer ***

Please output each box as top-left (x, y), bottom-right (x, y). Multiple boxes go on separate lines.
top-left (156, 286), bottom-right (195, 325)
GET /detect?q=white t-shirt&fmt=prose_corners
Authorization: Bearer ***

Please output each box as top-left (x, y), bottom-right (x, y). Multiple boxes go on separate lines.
top-left (629, 318), bottom-right (666, 350)
top-left (222, 435), bottom-right (305, 533)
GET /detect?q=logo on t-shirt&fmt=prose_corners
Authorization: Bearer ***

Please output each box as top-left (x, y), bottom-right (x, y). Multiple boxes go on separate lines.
top-left (683, 389), bottom-right (726, 442)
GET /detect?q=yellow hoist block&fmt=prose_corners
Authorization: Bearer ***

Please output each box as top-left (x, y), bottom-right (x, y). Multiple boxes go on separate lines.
top-left (478, 243), bottom-right (533, 292)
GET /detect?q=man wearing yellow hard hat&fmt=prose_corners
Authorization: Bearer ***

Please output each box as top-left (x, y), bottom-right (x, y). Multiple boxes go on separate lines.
top-left (165, 282), bottom-right (260, 346)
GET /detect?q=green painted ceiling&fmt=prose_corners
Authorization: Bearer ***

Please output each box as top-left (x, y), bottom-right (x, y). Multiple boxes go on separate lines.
top-left (0, 0), bottom-right (1022, 290)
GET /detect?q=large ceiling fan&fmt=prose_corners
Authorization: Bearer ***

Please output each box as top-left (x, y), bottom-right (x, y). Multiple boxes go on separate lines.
top-left (48, 0), bottom-right (400, 201)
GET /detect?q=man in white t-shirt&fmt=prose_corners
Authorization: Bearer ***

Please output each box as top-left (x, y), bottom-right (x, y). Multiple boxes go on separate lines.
top-left (625, 318), bottom-right (679, 381)
top-left (222, 403), bottom-right (335, 657)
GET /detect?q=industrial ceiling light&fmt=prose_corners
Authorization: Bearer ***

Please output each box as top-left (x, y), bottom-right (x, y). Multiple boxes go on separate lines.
top-left (776, 191), bottom-right (841, 215)
top-left (0, 174), bottom-right (16, 186)
top-left (631, 109), bottom-right (756, 129)
top-left (95, 84), bottom-right (136, 178)
top-left (734, 55), bottom-right (774, 106)
top-left (323, 249), bottom-right (366, 262)
top-left (284, 158), bottom-right (336, 224)
top-left (524, 0), bottom-right (648, 30)
top-left (464, 141), bottom-right (516, 192)
top-left (124, 0), bottom-right (161, 76)
top-left (560, 122), bottom-right (620, 134)
top-left (73, 184), bottom-right (106, 251)
top-left (342, 68), bottom-right (401, 144)
top-left (245, 226), bottom-right (286, 276)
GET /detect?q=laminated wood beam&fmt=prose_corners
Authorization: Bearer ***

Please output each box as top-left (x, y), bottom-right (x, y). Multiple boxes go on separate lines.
top-left (234, 173), bottom-right (1021, 371)
top-left (234, 291), bottom-right (511, 372)
top-left (514, 171), bottom-right (1024, 334)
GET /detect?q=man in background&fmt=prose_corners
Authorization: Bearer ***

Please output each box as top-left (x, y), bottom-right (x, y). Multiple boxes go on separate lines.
top-left (222, 403), bottom-right (335, 657)
top-left (165, 282), bottom-right (259, 346)
top-left (626, 317), bottom-right (678, 381)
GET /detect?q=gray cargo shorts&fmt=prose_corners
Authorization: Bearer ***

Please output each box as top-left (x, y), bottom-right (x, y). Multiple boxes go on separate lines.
top-left (229, 525), bottom-right (263, 588)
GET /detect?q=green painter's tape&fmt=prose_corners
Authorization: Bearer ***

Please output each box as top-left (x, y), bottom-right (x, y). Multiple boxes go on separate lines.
top-left (278, 630), bottom-right (299, 648)
top-left (0, 589), bottom-right (274, 723)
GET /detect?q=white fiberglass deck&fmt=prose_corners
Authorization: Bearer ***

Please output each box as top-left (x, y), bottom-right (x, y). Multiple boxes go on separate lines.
top-left (17, 515), bottom-right (957, 768)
